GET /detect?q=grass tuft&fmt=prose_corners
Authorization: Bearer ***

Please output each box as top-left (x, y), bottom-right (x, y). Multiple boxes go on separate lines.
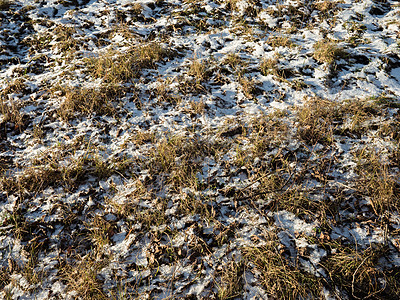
top-left (296, 97), bottom-right (339, 145)
top-left (355, 148), bottom-right (399, 216)
top-left (60, 255), bottom-right (108, 300)
top-left (322, 244), bottom-right (399, 299)
top-left (187, 59), bottom-right (213, 86)
top-left (0, 78), bottom-right (28, 131)
top-left (146, 134), bottom-right (221, 192)
top-left (260, 55), bottom-right (293, 79)
top-left (57, 84), bottom-right (123, 120)
top-left (313, 38), bottom-right (347, 66)
top-left (1, 143), bottom-right (122, 195)
top-left (243, 231), bottom-right (323, 299)
top-left (216, 260), bottom-right (244, 299)
top-left (86, 42), bottom-right (172, 83)
top-left (267, 35), bottom-right (295, 48)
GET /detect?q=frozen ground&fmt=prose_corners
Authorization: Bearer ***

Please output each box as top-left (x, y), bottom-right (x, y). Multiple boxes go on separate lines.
top-left (1, 0), bottom-right (400, 299)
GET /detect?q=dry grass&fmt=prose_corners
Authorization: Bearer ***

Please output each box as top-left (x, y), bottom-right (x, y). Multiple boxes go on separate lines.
top-left (339, 96), bottom-right (391, 137)
top-left (153, 78), bottom-right (182, 105)
top-left (344, 21), bottom-right (368, 47)
top-left (1, 143), bottom-right (123, 196)
top-left (86, 50), bottom-right (137, 83)
top-left (322, 244), bottom-right (399, 299)
top-left (57, 84), bottom-right (123, 120)
top-left (114, 199), bottom-right (167, 232)
top-left (238, 76), bottom-right (260, 99)
top-left (188, 99), bottom-right (206, 115)
top-left (296, 97), bottom-right (340, 145)
top-left (0, 266), bottom-right (10, 291)
top-left (86, 42), bottom-right (172, 83)
top-left (243, 231), bottom-right (323, 299)
top-left (313, 0), bottom-right (339, 14)
top-left (1, 210), bottom-right (26, 240)
top-left (0, 78), bottom-right (26, 96)
top-left (86, 215), bottom-right (115, 249)
top-left (188, 59), bottom-right (212, 83)
top-left (267, 35), bottom-right (295, 48)
top-left (181, 99), bottom-right (206, 117)
top-left (216, 260), bottom-right (244, 299)
top-left (22, 241), bottom-right (45, 286)
top-left (260, 57), bottom-right (278, 76)
top-left (179, 59), bottom-right (214, 94)
top-left (243, 112), bottom-right (289, 159)
top-left (146, 135), bottom-right (218, 192)
top-left (260, 56), bottom-right (293, 79)
top-left (0, 78), bottom-right (27, 131)
top-left (313, 38), bottom-right (346, 66)
top-left (276, 189), bottom-right (326, 219)
top-left (222, 0), bottom-right (240, 12)
top-left (130, 130), bottom-right (156, 146)
top-left (1, 165), bottom-right (65, 195)
top-left (223, 53), bottom-right (243, 71)
top-left (291, 95), bottom-right (388, 144)
top-left (109, 179), bottom-right (167, 231)
top-left (355, 148), bottom-right (399, 216)
top-left (52, 25), bottom-right (78, 53)
top-left (177, 193), bottom-right (214, 219)
top-left (60, 255), bottom-right (108, 300)
top-left (2, 2), bottom-right (400, 299)
top-left (0, 97), bottom-right (25, 131)
top-left (294, 95), bottom-right (385, 145)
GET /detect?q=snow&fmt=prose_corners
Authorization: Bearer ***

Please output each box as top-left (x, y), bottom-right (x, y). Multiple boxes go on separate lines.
top-left (1, 0), bottom-right (400, 298)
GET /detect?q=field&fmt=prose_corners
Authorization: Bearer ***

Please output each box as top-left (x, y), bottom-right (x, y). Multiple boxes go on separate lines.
top-left (1, 0), bottom-right (400, 299)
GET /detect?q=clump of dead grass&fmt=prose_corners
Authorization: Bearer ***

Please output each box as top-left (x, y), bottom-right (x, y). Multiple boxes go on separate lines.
top-left (0, 266), bottom-right (10, 291)
top-left (57, 84), bottom-right (124, 120)
top-left (52, 25), bottom-right (78, 53)
top-left (260, 57), bottom-right (278, 76)
top-left (238, 75), bottom-right (260, 99)
top-left (243, 231), bottom-right (323, 299)
top-left (85, 215), bottom-right (115, 249)
top-left (180, 99), bottom-right (206, 117)
top-left (86, 42), bottom-right (172, 83)
top-left (313, 38), bottom-right (347, 66)
top-left (0, 78), bottom-right (26, 97)
top-left (177, 193), bottom-right (214, 219)
top-left (153, 78), bottom-right (182, 105)
top-left (60, 255), bottom-right (108, 300)
top-left (313, 0), bottom-right (339, 15)
top-left (216, 260), bottom-right (244, 299)
top-left (267, 35), bottom-right (296, 48)
top-left (296, 96), bottom-right (340, 145)
top-left (179, 59), bottom-right (214, 94)
top-left (260, 56), bottom-right (293, 80)
top-left (355, 148), bottom-right (399, 216)
top-left (223, 53), bottom-right (244, 71)
top-left (188, 59), bottom-right (211, 82)
top-left (188, 99), bottom-right (206, 115)
top-left (130, 130), bottom-right (156, 146)
top-left (0, 78), bottom-right (28, 131)
top-left (322, 244), bottom-right (399, 299)
top-left (146, 135), bottom-right (220, 192)
top-left (108, 178), bottom-right (167, 231)
top-left (1, 144), bottom-right (123, 196)
top-left (248, 111), bottom-right (289, 151)
top-left (296, 94), bottom-right (395, 140)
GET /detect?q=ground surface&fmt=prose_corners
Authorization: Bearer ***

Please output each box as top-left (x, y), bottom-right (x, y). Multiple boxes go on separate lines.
top-left (1, 0), bottom-right (400, 299)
